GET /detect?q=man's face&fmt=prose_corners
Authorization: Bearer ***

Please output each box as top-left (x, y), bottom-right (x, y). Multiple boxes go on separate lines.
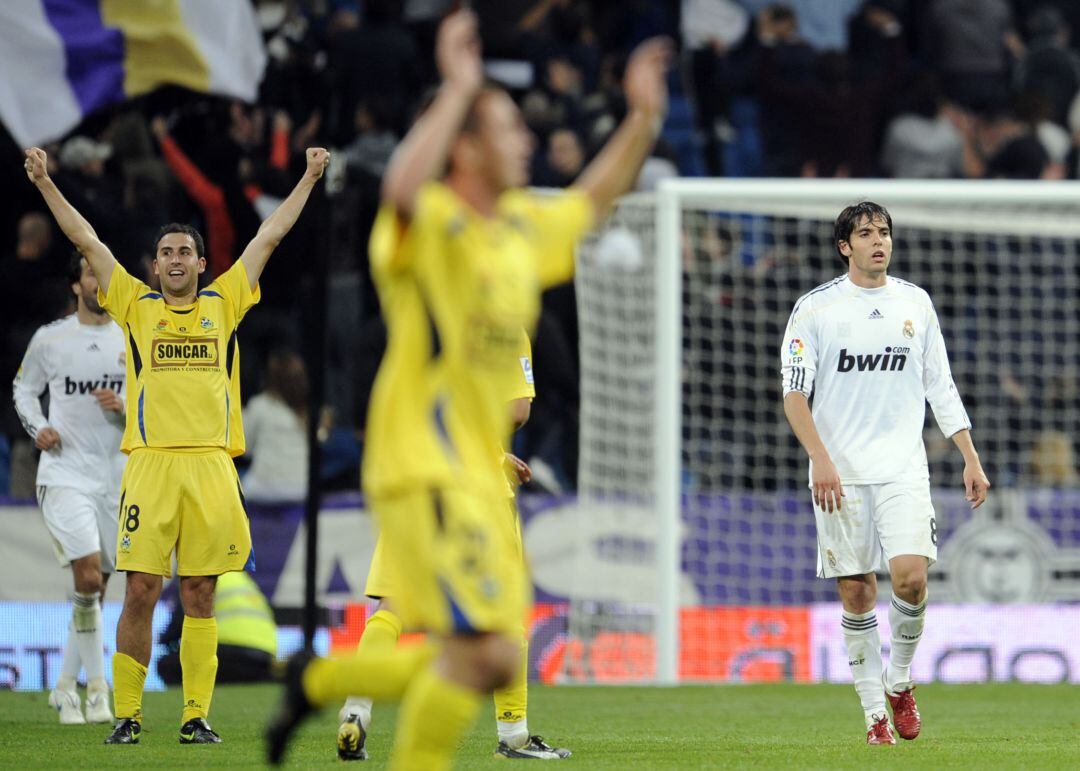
top-left (471, 91), bottom-right (535, 192)
top-left (16, 214), bottom-right (50, 260)
top-left (548, 129), bottom-right (584, 177)
top-left (73, 258), bottom-right (106, 315)
top-left (839, 215), bottom-right (892, 277)
top-left (153, 232), bottom-right (205, 297)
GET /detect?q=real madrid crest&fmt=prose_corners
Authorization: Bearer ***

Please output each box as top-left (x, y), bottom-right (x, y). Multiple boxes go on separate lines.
top-left (902, 319), bottom-right (914, 339)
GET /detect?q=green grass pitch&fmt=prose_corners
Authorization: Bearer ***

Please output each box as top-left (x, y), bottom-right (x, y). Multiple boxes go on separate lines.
top-left (0, 683), bottom-right (1077, 769)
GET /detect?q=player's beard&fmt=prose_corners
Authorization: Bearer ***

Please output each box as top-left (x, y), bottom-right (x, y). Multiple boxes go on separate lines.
top-left (82, 290), bottom-right (107, 315)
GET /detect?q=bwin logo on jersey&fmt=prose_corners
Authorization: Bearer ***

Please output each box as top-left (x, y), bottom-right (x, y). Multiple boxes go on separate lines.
top-left (837, 346), bottom-right (909, 373)
top-left (64, 375), bottom-right (123, 395)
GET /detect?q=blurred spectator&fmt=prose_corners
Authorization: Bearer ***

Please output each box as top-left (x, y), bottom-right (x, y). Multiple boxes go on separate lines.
top-left (535, 127), bottom-right (585, 187)
top-left (151, 116), bottom-right (237, 277)
top-left (242, 349), bottom-right (309, 503)
top-left (757, 4), bottom-right (905, 177)
top-left (341, 102), bottom-right (399, 180)
top-left (848, 1), bottom-right (909, 79)
top-left (924, 0), bottom-right (1017, 112)
top-left (754, 4), bottom-right (818, 176)
top-left (1013, 4), bottom-right (1080, 128)
top-left (326, 0), bottom-right (419, 139)
top-left (681, 0), bottom-right (751, 175)
top-left (637, 139), bottom-right (681, 191)
top-left (740, 0), bottom-right (863, 50)
top-left (979, 101), bottom-right (1053, 179)
top-left (53, 135), bottom-right (126, 247)
top-left (2, 213), bottom-right (68, 496)
top-left (1030, 430), bottom-right (1079, 486)
top-left (881, 74), bottom-right (965, 178)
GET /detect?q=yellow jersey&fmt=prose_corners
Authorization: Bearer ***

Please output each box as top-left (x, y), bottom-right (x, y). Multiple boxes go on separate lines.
top-left (499, 329), bottom-right (536, 498)
top-left (363, 181), bottom-right (591, 498)
top-left (99, 260), bottom-right (260, 456)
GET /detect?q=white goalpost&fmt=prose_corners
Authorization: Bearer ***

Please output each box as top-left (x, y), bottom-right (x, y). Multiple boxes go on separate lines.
top-left (566, 178), bottom-right (1080, 685)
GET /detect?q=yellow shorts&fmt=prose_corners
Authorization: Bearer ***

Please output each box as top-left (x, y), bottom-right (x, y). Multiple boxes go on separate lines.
top-left (116, 448), bottom-right (252, 578)
top-left (367, 488), bottom-right (529, 635)
top-left (366, 495), bottom-right (524, 598)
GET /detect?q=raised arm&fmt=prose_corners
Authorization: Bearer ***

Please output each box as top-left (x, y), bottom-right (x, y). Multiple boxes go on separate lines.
top-left (238, 147), bottom-right (329, 291)
top-left (380, 9), bottom-right (483, 219)
top-left (572, 37), bottom-right (671, 220)
top-left (24, 147), bottom-right (118, 295)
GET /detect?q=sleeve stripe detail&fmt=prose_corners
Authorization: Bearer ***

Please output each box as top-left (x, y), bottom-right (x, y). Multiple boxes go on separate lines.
top-left (198, 290), bottom-right (223, 298)
top-left (138, 292), bottom-right (163, 300)
top-left (787, 366), bottom-right (806, 393)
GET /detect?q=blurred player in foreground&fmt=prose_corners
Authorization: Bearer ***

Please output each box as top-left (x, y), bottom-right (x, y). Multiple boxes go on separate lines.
top-left (13, 253), bottom-right (126, 725)
top-left (334, 331), bottom-right (569, 761)
top-left (24, 144), bottom-right (329, 745)
top-left (781, 202), bottom-right (990, 744)
top-left (267, 8), bottom-right (669, 770)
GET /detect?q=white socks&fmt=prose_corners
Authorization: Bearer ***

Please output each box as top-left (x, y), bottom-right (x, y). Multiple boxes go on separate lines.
top-left (58, 618), bottom-right (81, 687)
top-left (842, 610), bottom-right (886, 725)
top-left (886, 594), bottom-right (926, 692)
top-left (72, 592), bottom-right (105, 683)
top-left (498, 719), bottom-right (530, 750)
top-left (341, 695), bottom-right (373, 731)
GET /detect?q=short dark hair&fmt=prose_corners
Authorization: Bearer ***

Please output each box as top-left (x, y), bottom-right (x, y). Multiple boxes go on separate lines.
top-left (154, 223), bottom-right (205, 260)
top-left (67, 250), bottom-right (85, 287)
top-left (834, 201), bottom-right (892, 259)
top-left (766, 4), bottom-right (796, 25)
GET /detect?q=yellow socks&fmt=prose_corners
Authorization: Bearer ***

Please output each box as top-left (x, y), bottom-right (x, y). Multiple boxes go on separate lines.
top-left (112, 652), bottom-right (148, 721)
top-left (493, 636), bottom-right (529, 745)
top-left (392, 665), bottom-right (482, 771)
top-left (180, 616), bottom-right (219, 723)
top-left (359, 609), bottom-right (403, 655)
top-left (303, 642), bottom-right (435, 707)
top-left (340, 609), bottom-right (405, 722)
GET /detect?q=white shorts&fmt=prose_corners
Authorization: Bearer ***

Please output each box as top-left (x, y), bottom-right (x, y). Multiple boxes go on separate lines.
top-left (813, 480), bottom-right (937, 579)
top-left (36, 486), bottom-right (119, 573)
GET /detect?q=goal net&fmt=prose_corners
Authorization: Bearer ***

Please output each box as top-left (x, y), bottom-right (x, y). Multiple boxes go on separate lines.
top-left (563, 179), bottom-right (1080, 685)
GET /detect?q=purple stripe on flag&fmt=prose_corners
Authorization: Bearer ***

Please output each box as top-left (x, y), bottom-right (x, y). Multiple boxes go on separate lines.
top-left (42, 0), bottom-right (125, 116)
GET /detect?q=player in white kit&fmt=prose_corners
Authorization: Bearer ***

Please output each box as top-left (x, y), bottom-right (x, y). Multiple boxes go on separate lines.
top-left (780, 202), bottom-right (990, 745)
top-left (13, 253), bottom-right (127, 725)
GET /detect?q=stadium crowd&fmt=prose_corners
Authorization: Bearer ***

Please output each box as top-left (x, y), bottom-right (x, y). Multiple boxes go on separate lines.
top-left (4, 0), bottom-right (1080, 496)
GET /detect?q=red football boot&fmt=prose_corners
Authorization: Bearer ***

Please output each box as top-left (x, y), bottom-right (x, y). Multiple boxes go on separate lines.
top-left (886, 685), bottom-right (921, 740)
top-left (866, 715), bottom-right (896, 745)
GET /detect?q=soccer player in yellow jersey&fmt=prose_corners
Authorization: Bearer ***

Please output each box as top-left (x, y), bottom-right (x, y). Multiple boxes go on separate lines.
top-left (24, 144), bottom-right (330, 745)
top-left (267, 10), bottom-right (668, 769)
top-left (335, 331), bottom-right (570, 761)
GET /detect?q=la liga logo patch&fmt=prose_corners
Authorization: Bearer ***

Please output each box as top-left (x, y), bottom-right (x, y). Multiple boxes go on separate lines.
top-left (788, 338), bottom-right (804, 357)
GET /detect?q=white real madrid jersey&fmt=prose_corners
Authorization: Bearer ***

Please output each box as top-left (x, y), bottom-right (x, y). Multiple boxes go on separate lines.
top-left (780, 274), bottom-right (970, 486)
top-left (13, 315), bottom-right (127, 494)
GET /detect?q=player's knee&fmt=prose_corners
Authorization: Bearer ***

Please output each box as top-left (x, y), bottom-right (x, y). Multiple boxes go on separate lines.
top-left (837, 577), bottom-right (876, 612)
top-left (73, 571), bottom-right (103, 596)
top-left (71, 555), bottom-right (103, 594)
top-left (179, 575), bottom-right (217, 617)
top-left (123, 574), bottom-right (162, 614)
top-left (893, 572), bottom-right (927, 603)
top-left (444, 634), bottom-right (520, 692)
top-left (475, 634), bottom-right (520, 691)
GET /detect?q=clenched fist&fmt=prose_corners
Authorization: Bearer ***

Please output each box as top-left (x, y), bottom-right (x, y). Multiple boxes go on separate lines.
top-left (24, 147), bottom-right (49, 184)
top-left (35, 426), bottom-right (61, 452)
top-left (306, 148), bottom-right (330, 180)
